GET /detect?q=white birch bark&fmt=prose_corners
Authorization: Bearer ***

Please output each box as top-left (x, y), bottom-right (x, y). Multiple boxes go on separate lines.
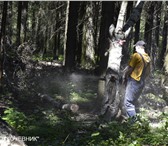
top-left (107, 1), bottom-right (128, 73)
top-left (63, 1), bottom-right (69, 66)
top-left (116, 1), bottom-right (128, 31)
top-left (101, 0), bottom-right (144, 121)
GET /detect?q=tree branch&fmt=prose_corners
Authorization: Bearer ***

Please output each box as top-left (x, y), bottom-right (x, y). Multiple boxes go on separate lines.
top-left (122, 1), bottom-right (144, 32)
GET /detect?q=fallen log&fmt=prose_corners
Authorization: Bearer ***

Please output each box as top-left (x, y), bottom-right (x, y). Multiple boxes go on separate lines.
top-left (38, 93), bottom-right (79, 113)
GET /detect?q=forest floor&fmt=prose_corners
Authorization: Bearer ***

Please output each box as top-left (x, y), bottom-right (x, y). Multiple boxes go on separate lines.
top-left (1, 60), bottom-right (168, 145)
top-left (30, 61), bottom-right (168, 128)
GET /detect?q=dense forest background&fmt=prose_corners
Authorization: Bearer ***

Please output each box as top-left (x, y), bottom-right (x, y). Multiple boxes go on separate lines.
top-left (0, 1), bottom-right (167, 73)
top-left (0, 1), bottom-right (168, 146)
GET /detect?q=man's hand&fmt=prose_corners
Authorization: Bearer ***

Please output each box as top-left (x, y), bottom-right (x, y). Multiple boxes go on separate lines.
top-left (122, 65), bottom-right (133, 86)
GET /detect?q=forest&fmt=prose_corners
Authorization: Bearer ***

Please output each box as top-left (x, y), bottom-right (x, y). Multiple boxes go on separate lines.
top-left (0, 1), bottom-right (168, 146)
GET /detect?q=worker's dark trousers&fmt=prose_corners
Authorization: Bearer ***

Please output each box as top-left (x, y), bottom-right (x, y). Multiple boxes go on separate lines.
top-left (124, 77), bottom-right (144, 118)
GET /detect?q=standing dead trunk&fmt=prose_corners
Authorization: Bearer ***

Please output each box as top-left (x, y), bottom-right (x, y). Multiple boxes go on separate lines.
top-left (100, 1), bottom-right (128, 121)
top-left (99, 1), bottom-right (144, 121)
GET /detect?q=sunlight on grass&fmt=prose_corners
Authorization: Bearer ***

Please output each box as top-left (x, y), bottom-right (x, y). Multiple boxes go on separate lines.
top-left (146, 93), bottom-right (164, 102)
top-left (70, 92), bottom-right (90, 102)
top-left (42, 110), bottom-right (61, 125)
top-left (53, 94), bottom-right (65, 100)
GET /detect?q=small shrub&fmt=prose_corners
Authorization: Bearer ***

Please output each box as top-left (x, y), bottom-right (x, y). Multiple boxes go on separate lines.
top-left (2, 108), bottom-right (28, 131)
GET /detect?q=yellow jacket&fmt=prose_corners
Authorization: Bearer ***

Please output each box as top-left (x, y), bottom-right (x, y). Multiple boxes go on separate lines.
top-left (129, 53), bottom-right (151, 81)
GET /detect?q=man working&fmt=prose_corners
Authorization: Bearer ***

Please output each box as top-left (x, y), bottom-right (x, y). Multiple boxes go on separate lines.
top-left (123, 40), bottom-right (151, 123)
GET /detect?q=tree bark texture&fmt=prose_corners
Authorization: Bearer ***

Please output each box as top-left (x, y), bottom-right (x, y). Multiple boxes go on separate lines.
top-left (97, 1), bottom-right (116, 75)
top-left (22, 1), bottom-right (28, 42)
top-left (83, 2), bottom-right (95, 68)
top-left (101, 1), bottom-right (128, 121)
top-left (152, 2), bottom-right (162, 70)
top-left (64, 1), bottom-right (80, 70)
top-left (100, 1), bottom-right (145, 121)
top-left (76, 2), bottom-right (86, 65)
top-left (16, 2), bottom-right (22, 46)
top-left (122, 1), bottom-right (144, 32)
top-left (0, 2), bottom-right (8, 81)
top-left (163, 2), bottom-right (168, 71)
top-left (144, 2), bottom-right (154, 54)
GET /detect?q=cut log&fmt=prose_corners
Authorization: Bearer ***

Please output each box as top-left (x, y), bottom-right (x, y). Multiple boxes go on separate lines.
top-left (62, 104), bottom-right (79, 113)
top-left (38, 93), bottom-right (79, 113)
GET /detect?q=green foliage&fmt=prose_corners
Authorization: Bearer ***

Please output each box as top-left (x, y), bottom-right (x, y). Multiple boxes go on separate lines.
top-left (32, 54), bottom-right (53, 62)
top-left (2, 108), bottom-right (28, 131)
top-left (58, 55), bottom-right (64, 61)
top-left (1, 69), bottom-right (168, 146)
top-left (86, 118), bottom-right (168, 146)
top-left (32, 54), bottom-right (64, 62)
top-left (2, 106), bottom-right (168, 146)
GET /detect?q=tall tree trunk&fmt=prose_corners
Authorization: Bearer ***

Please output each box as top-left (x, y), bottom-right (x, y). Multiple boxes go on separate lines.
top-left (144, 2), bottom-right (154, 52)
top-left (122, 1), bottom-right (134, 62)
top-left (42, 25), bottom-right (48, 58)
top-left (155, 2), bottom-right (162, 47)
top-left (126, 1), bottom-right (133, 20)
top-left (31, 2), bottom-right (39, 46)
top-left (106, 1), bottom-right (129, 73)
top-left (162, 12), bottom-right (168, 104)
top-left (53, 2), bottom-right (62, 60)
top-left (103, 2), bottom-right (129, 120)
top-left (53, 5), bottom-right (58, 60)
top-left (152, 1), bottom-right (162, 70)
top-left (134, 19), bottom-right (140, 44)
top-left (0, 1), bottom-right (8, 82)
top-left (122, 0), bottom-right (144, 57)
top-left (122, 1), bottom-right (144, 32)
top-left (53, 23), bottom-right (58, 60)
top-left (36, 4), bottom-right (44, 54)
top-left (76, 2), bottom-right (86, 65)
top-left (93, 2), bottom-right (101, 61)
top-left (97, 1), bottom-right (116, 75)
top-left (16, 2), bottom-right (22, 46)
top-left (82, 2), bottom-right (95, 68)
top-left (144, 2), bottom-right (154, 72)
top-left (162, 2), bottom-right (168, 71)
top-left (7, 2), bottom-right (13, 38)
top-left (22, 1), bottom-right (28, 42)
top-left (64, 1), bottom-right (80, 70)
top-left (155, 2), bottom-right (162, 69)
top-left (99, 1), bottom-right (144, 121)
top-left (63, 1), bottom-right (69, 66)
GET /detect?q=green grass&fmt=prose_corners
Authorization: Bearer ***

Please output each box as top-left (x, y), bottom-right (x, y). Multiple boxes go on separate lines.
top-left (1, 70), bottom-right (168, 146)
top-left (2, 106), bottom-right (168, 146)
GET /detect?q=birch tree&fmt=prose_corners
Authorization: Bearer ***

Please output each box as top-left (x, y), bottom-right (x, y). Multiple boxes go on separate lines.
top-left (99, 1), bottom-right (144, 121)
